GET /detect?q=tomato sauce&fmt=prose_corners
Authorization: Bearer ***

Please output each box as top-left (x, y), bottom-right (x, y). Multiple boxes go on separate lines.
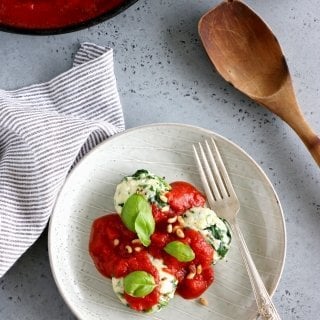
top-left (166, 181), bottom-right (206, 214)
top-left (0, 0), bottom-right (126, 30)
top-left (89, 214), bottom-right (161, 311)
top-left (152, 181), bottom-right (206, 224)
top-left (89, 181), bottom-right (214, 311)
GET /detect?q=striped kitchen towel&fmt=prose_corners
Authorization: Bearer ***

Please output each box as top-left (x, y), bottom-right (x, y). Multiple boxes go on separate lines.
top-left (0, 42), bottom-right (125, 277)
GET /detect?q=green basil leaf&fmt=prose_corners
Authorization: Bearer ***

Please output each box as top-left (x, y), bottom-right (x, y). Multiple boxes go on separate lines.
top-left (121, 194), bottom-right (145, 232)
top-left (124, 271), bottom-right (156, 298)
top-left (164, 241), bottom-right (195, 262)
top-left (121, 193), bottom-right (155, 246)
top-left (134, 200), bottom-right (155, 247)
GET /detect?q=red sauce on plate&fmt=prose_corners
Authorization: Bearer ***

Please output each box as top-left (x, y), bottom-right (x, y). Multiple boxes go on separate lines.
top-left (149, 226), bottom-right (214, 299)
top-left (166, 181), bottom-right (206, 214)
top-left (0, 0), bottom-right (126, 29)
top-left (89, 181), bottom-right (214, 311)
top-left (89, 214), bottom-right (161, 311)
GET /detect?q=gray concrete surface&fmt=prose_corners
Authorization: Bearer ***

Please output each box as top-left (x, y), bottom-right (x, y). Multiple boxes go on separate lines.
top-left (0, 0), bottom-right (319, 319)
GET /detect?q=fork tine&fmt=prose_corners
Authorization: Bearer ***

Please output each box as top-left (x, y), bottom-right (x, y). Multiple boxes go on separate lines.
top-left (204, 140), bottom-right (229, 199)
top-left (209, 138), bottom-right (237, 198)
top-left (198, 142), bottom-right (222, 201)
top-left (192, 145), bottom-right (215, 206)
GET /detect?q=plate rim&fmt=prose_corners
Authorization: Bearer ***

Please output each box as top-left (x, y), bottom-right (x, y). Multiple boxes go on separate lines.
top-left (48, 122), bottom-right (287, 319)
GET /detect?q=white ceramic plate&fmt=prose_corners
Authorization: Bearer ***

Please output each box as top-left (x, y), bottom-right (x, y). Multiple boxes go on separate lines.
top-left (49, 123), bottom-right (286, 320)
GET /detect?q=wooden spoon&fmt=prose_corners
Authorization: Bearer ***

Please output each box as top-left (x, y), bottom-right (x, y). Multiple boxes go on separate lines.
top-left (199, 0), bottom-right (320, 166)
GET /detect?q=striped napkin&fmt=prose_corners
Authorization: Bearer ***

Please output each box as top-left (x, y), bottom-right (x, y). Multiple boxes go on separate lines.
top-left (0, 42), bottom-right (125, 277)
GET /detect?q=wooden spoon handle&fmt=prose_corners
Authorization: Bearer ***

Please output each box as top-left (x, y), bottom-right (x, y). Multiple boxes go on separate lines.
top-left (288, 114), bottom-right (320, 166)
top-left (309, 139), bottom-right (320, 166)
top-left (255, 76), bottom-right (320, 166)
top-left (271, 106), bottom-right (320, 166)
top-left (265, 105), bottom-right (320, 166)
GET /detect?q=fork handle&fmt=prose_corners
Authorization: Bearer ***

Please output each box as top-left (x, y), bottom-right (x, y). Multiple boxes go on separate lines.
top-left (231, 222), bottom-right (281, 320)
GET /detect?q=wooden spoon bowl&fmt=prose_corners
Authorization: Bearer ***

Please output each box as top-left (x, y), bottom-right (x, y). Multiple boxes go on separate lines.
top-left (199, 0), bottom-right (320, 165)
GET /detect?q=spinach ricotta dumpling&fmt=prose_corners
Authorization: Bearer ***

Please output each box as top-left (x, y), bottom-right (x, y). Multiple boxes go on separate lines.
top-left (114, 169), bottom-right (171, 214)
top-left (183, 207), bottom-right (231, 263)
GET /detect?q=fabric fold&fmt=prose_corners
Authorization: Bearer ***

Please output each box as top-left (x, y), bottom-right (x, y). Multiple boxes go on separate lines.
top-left (0, 42), bottom-right (125, 277)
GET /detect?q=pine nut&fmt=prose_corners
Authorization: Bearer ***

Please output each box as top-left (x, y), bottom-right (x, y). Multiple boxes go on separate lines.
top-left (186, 272), bottom-right (196, 279)
top-left (125, 245), bottom-right (133, 253)
top-left (131, 239), bottom-right (141, 244)
top-left (161, 205), bottom-right (170, 212)
top-left (167, 216), bottom-right (177, 224)
top-left (172, 225), bottom-right (180, 233)
top-left (199, 297), bottom-right (208, 306)
top-left (159, 195), bottom-right (168, 202)
top-left (113, 239), bottom-right (119, 246)
top-left (189, 264), bottom-right (196, 273)
top-left (196, 264), bottom-right (202, 274)
top-left (177, 216), bottom-right (185, 226)
top-left (134, 247), bottom-right (142, 252)
top-left (176, 228), bottom-right (185, 238)
top-left (167, 224), bottom-right (173, 233)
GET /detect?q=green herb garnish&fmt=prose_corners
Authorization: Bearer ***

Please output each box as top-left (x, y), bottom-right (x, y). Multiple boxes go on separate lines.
top-left (124, 271), bottom-right (156, 298)
top-left (164, 241), bottom-right (195, 262)
top-left (121, 194), bottom-right (155, 246)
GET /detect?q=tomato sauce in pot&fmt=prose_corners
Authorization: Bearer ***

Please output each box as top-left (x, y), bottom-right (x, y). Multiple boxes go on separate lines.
top-left (0, 0), bottom-right (126, 30)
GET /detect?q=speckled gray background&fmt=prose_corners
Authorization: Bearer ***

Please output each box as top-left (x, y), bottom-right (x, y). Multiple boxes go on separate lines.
top-left (0, 0), bottom-right (319, 319)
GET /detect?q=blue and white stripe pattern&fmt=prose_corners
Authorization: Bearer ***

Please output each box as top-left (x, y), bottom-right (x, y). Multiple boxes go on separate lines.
top-left (0, 43), bottom-right (125, 277)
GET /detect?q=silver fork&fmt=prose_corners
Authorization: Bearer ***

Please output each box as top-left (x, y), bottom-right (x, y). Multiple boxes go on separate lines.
top-left (193, 138), bottom-right (281, 320)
